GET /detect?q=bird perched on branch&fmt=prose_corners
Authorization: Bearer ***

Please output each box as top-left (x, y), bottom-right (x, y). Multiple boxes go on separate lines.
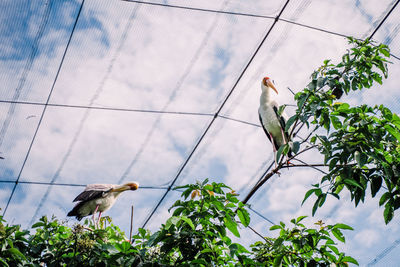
top-left (258, 76), bottom-right (292, 167)
top-left (67, 182), bottom-right (139, 227)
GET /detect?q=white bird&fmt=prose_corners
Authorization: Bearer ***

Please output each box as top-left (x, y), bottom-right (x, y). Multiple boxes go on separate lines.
top-left (67, 182), bottom-right (139, 226)
top-left (258, 76), bottom-right (292, 166)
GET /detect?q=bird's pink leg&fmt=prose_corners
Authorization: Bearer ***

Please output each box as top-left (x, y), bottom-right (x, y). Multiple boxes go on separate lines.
top-left (97, 211), bottom-right (102, 228)
top-left (93, 204), bottom-right (99, 228)
top-left (280, 127), bottom-right (287, 145)
top-left (269, 133), bottom-right (279, 173)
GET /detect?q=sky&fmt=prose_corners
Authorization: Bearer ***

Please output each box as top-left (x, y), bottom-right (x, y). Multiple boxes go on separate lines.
top-left (1, 0), bottom-right (400, 266)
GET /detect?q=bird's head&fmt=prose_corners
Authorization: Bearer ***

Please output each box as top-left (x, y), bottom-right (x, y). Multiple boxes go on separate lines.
top-left (112, 182), bottom-right (139, 192)
top-left (261, 76), bottom-right (278, 94)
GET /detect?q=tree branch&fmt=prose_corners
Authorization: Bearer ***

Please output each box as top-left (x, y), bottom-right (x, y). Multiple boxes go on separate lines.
top-left (243, 145), bottom-right (319, 205)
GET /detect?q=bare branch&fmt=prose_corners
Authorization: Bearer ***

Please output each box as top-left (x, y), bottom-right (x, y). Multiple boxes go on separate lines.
top-left (291, 158), bottom-right (328, 175)
top-left (248, 225), bottom-right (272, 244)
top-left (129, 205), bottom-right (134, 244)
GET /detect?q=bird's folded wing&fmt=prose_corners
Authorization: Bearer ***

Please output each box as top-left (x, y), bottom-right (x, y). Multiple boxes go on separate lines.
top-left (73, 190), bottom-right (108, 202)
top-left (258, 112), bottom-right (273, 143)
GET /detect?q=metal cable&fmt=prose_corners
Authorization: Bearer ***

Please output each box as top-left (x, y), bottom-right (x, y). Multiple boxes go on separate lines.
top-left (2, 0), bottom-right (86, 216)
top-left (0, 0), bottom-right (53, 148)
top-left (0, 180), bottom-right (167, 189)
top-left (117, 0), bottom-right (231, 184)
top-left (0, 99), bottom-right (213, 117)
top-left (141, 0), bottom-right (292, 229)
top-left (248, 206), bottom-right (275, 225)
top-left (29, 1), bottom-right (143, 224)
top-left (121, 0), bottom-right (275, 19)
top-left (369, 0), bottom-right (400, 39)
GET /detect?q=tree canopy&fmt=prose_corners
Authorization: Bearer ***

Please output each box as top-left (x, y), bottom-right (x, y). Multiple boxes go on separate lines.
top-left (1, 37), bottom-right (398, 266)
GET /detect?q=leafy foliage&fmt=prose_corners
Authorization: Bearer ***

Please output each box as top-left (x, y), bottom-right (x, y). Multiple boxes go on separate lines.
top-left (0, 180), bottom-right (357, 266)
top-left (251, 217), bottom-right (358, 266)
top-left (286, 38), bottom-right (399, 223)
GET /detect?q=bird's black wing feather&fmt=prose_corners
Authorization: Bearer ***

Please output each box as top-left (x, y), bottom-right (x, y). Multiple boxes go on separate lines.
top-left (272, 105), bottom-right (292, 157)
top-left (273, 106), bottom-right (290, 140)
top-left (258, 112), bottom-right (279, 151)
top-left (67, 201), bottom-right (86, 220)
top-left (73, 190), bottom-right (108, 202)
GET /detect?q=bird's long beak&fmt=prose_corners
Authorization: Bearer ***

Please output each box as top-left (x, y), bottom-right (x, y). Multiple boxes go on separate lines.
top-left (112, 182), bottom-right (139, 192)
top-left (267, 79), bottom-right (278, 94)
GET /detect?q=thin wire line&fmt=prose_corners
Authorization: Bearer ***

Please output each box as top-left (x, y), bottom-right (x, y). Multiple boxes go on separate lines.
top-left (279, 18), bottom-right (349, 38)
top-left (141, 0), bottom-right (292, 229)
top-left (369, 0), bottom-right (400, 39)
top-left (121, 0), bottom-right (356, 40)
top-left (121, 0), bottom-right (275, 19)
top-left (121, 0), bottom-right (400, 61)
top-left (0, 180), bottom-right (168, 189)
top-left (29, 2), bottom-right (143, 225)
top-left (218, 115), bottom-right (261, 128)
top-left (0, 0), bottom-right (53, 148)
top-left (0, 100), bottom-right (214, 117)
top-left (367, 238), bottom-right (400, 266)
top-left (117, 0), bottom-right (230, 184)
top-left (248, 206), bottom-right (275, 225)
top-left (222, 0), bottom-right (310, 117)
top-left (2, 0), bottom-right (86, 217)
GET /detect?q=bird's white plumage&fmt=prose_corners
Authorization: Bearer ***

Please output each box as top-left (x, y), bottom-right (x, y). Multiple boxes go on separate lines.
top-left (84, 183), bottom-right (115, 191)
top-left (258, 77), bottom-right (291, 150)
top-left (67, 182), bottom-right (139, 221)
top-left (75, 191), bottom-right (121, 217)
top-left (259, 99), bottom-right (287, 148)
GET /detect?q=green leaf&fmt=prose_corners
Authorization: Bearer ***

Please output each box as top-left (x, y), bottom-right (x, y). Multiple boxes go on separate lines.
top-left (237, 209), bottom-right (250, 227)
top-left (384, 125), bottom-right (400, 141)
top-left (336, 103), bottom-right (350, 112)
top-left (317, 77), bottom-right (327, 88)
top-left (343, 179), bottom-right (363, 189)
top-left (270, 225), bottom-right (281, 231)
top-left (296, 216), bottom-right (307, 224)
top-left (31, 222), bottom-right (45, 228)
top-left (331, 228), bottom-right (345, 242)
top-left (330, 115), bottom-right (342, 130)
top-left (371, 176), bottom-right (382, 197)
top-left (292, 141), bottom-right (300, 154)
top-left (318, 194), bottom-right (327, 207)
top-left (172, 207), bottom-right (185, 216)
top-left (335, 184), bottom-right (344, 195)
top-left (333, 223), bottom-right (354, 231)
top-left (273, 237), bottom-right (284, 249)
top-left (379, 46), bottom-right (390, 57)
top-left (277, 105), bottom-right (286, 116)
top-left (115, 241), bottom-right (131, 253)
top-left (384, 204), bottom-right (394, 224)
top-left (324, 251), bottom-right (337, 262)
top-left (379, 192), bottom-right (391, 206)
top-left (312, 197), bottom-right (320, 216)
top-left (224, 216), bottom-right (240, 237)
top-left (180, 216), bottom-right (195, 230)
top-left (212, 199), bottom-right (225, 211)
top-left (0, 258), bottom-right (9, 267)
top-left (8, 247), bottom-right (26, 261)
top-left (342, 256), bottom-right (359, 265)
top-left (273, 254), bottom-right (283, 267)
top-left (165, 216), bottom-right (179, 230)
top-left (276, 144), bottom-right (286, 163)
top-left (285, 115), bottom-right (297, 132)
top-left (310, 136), bottom-right (317, 143)
top-left (328, 245), bottom-right (340, 255)
top-left (302, 188), bottom-right (317, 205)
